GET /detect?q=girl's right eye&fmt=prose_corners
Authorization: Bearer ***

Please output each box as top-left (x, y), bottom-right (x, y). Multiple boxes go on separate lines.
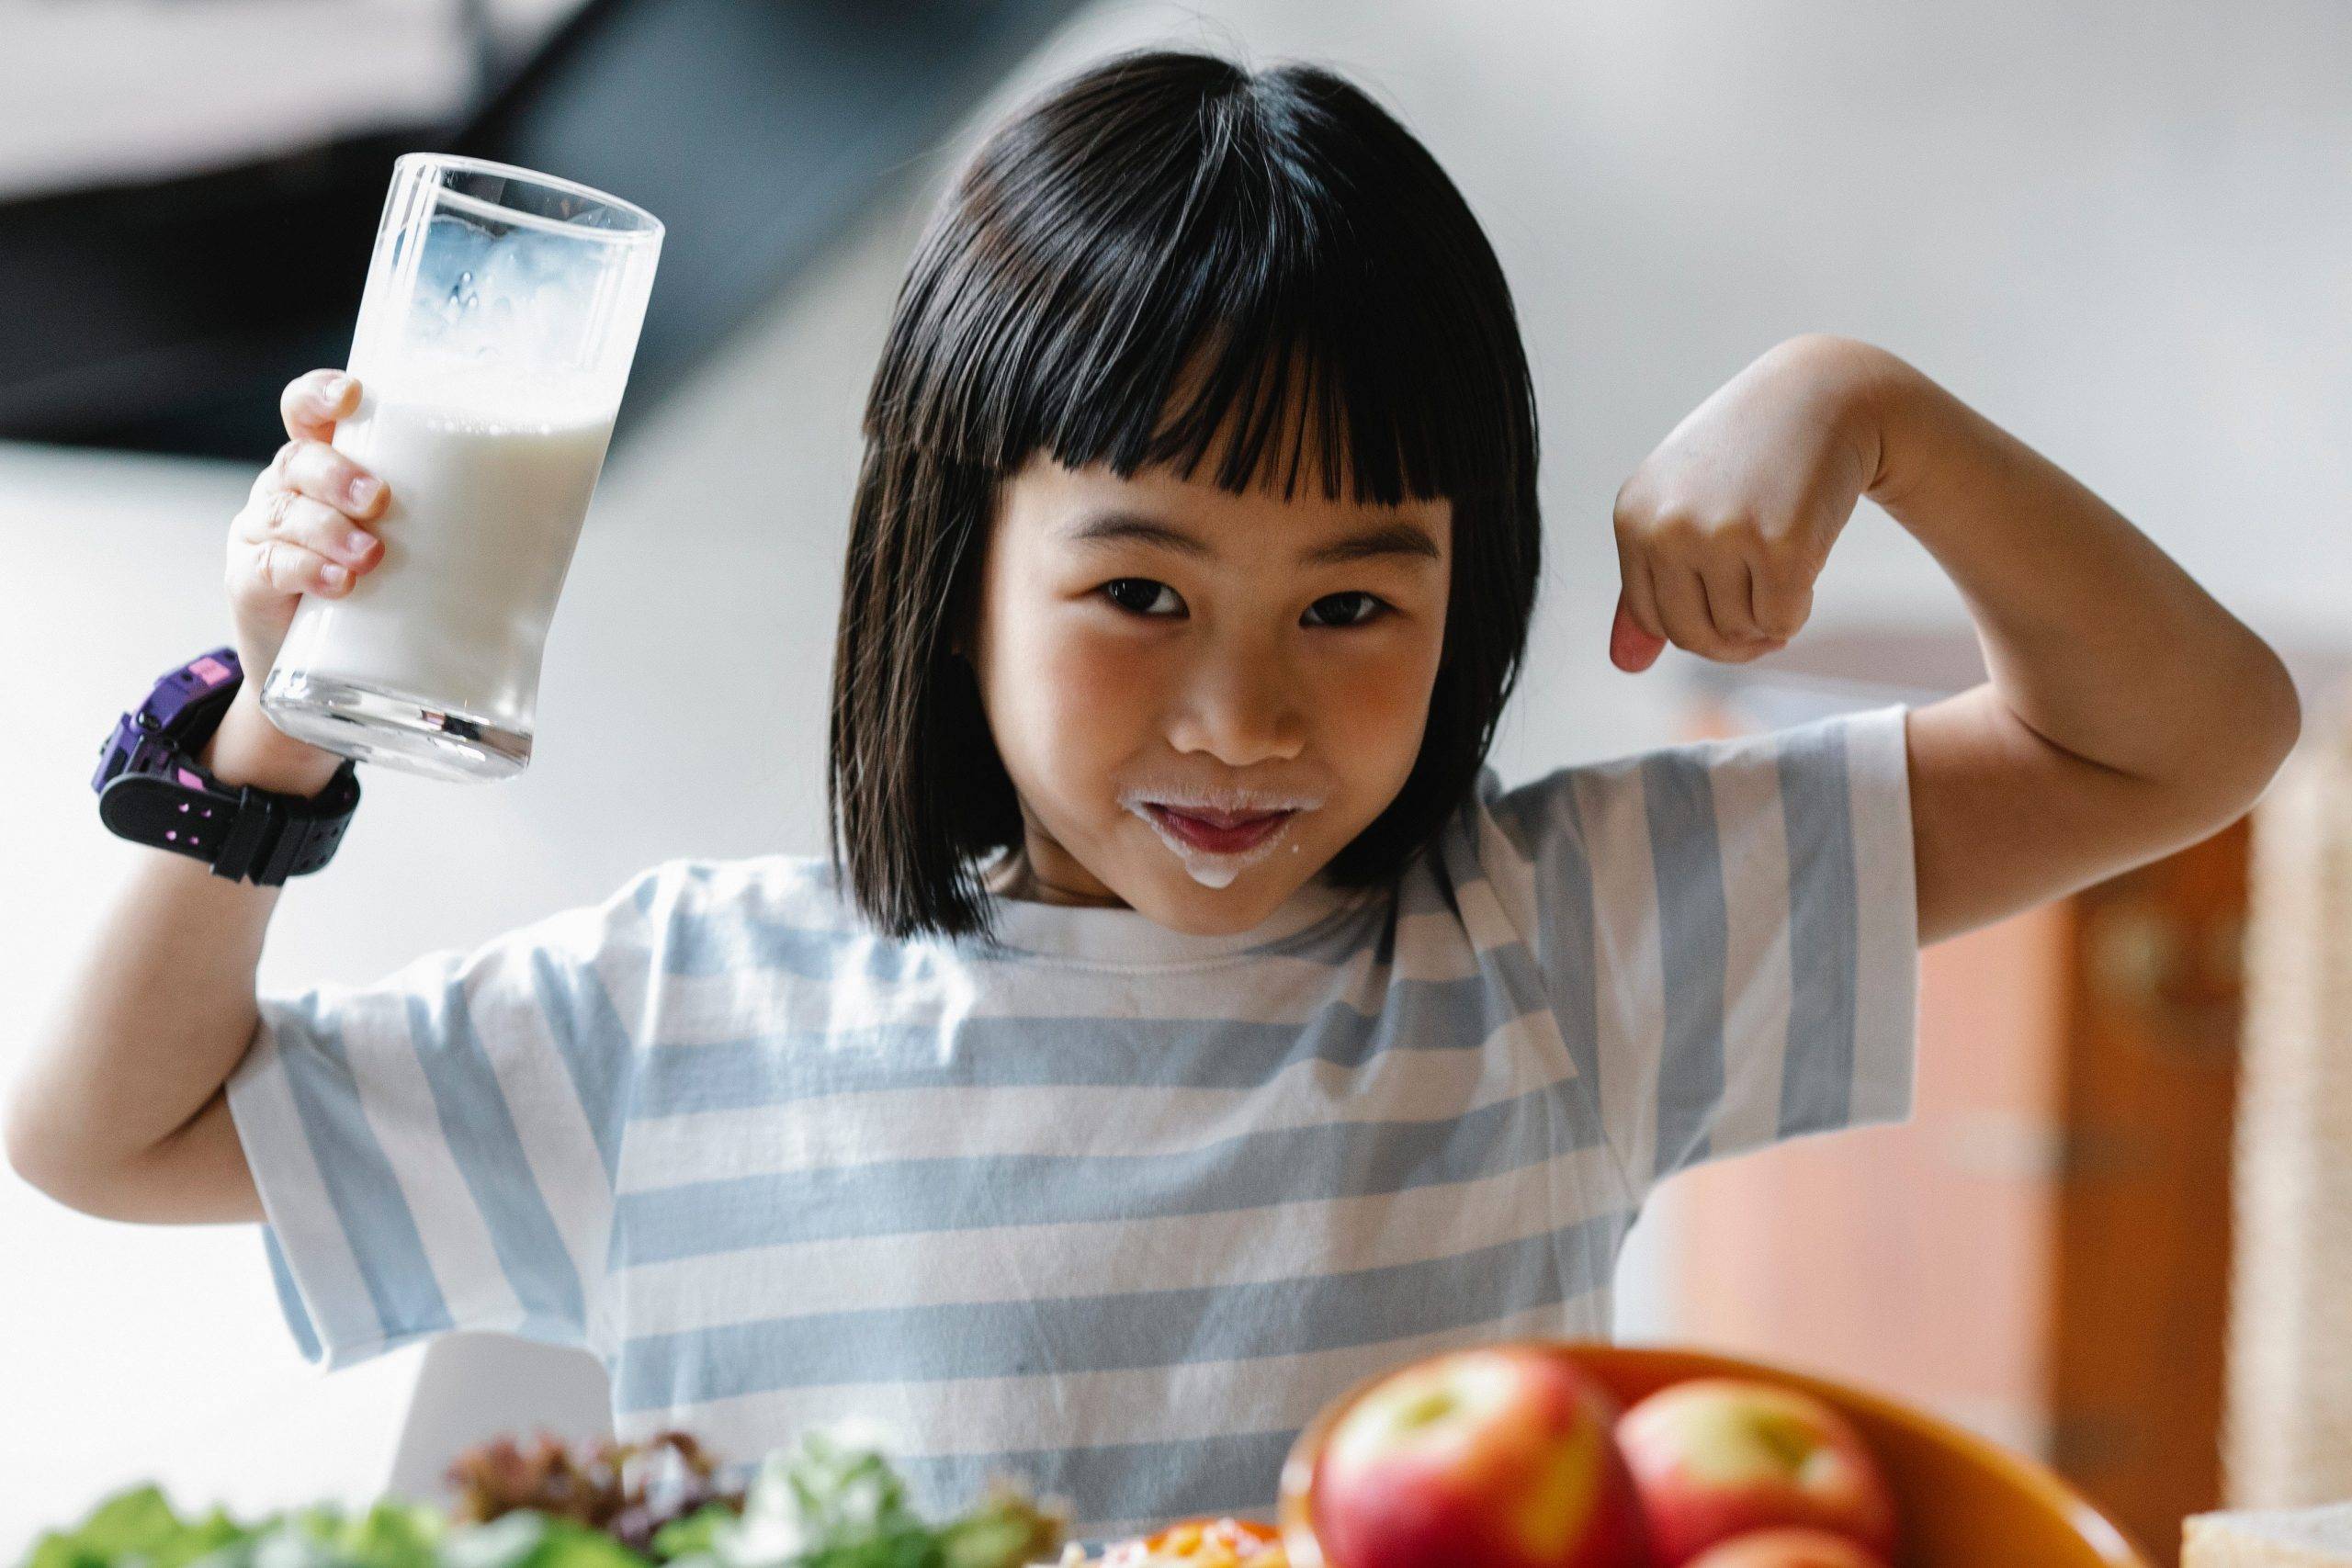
top-left (1101, 579), bottom-right (1179, 616)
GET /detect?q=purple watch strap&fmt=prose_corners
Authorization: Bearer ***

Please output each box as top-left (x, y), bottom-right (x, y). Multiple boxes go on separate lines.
top-left (92, 647), bottom-right (360, 885)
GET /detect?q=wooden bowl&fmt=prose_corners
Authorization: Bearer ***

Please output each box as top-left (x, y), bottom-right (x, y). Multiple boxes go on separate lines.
top-left (1275, 1341), bottom-right (2154, 1568)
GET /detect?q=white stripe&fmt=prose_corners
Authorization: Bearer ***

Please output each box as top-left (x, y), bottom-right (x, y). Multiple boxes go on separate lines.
top-left (223, 1029), bottom-right (389, 1364)
top-left (620, 1141), bottom-right (1624, 1336)
top-left (1391, 902), bottom-right (1489, 981)
top-left (500, 868), bottom-right (669, 1044)
top-left (650, 948), bottom-right (1359, 1044)
top-left (649, 867), bottom-right (1491, 1051)
top-left (336, 978), bottom-right (529, 1338)
top-left (465, 964), bottom-right (621, 1350)
top-left (1706, 736), bottom-right (1794, 1158)
top-left (1571, 761), bottom-right (1665, 1205)
top-left (623, 1014), bottom-right (1574, 1189)
top-left (646, 909), bottom-right (1506, 1048)
top-left (583, 938), bottom-right (663, 1050)
top-left (624, 1294), bottom-right (1608, 1462)
top-left (1845, 706), bottom-right (1919, 1122)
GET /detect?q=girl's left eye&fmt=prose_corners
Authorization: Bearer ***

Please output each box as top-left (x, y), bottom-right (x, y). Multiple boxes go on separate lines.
top-left (1097, 580), bottom-right (1393, 628)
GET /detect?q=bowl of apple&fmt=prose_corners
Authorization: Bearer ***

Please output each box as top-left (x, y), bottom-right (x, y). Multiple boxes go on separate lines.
top-left (1272, 1340), bottom-right (2154, 1568)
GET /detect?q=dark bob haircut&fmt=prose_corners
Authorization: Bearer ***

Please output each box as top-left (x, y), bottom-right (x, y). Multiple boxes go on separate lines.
top-left (828, 45), bottom-right (1542, 945)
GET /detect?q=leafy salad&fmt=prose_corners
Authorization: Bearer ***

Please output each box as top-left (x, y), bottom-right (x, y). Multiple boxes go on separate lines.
top-left (17, 1431), bottom-right (1068, 1568)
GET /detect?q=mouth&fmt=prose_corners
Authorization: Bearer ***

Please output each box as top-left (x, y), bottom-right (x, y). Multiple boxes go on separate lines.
top-left (1144, 804), bottom-right (1297, 855)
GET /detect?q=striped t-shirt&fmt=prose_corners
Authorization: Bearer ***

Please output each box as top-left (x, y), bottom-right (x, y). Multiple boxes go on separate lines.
top-left (226, 702), bottom-right (1918, 1540)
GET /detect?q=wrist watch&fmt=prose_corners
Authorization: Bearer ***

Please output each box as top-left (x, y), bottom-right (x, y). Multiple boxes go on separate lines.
top-left (91, 647), bottom-right (362, 886)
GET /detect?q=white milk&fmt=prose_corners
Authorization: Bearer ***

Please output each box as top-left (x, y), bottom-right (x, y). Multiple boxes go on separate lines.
top-left (275, 387), bottom-right (617, 728)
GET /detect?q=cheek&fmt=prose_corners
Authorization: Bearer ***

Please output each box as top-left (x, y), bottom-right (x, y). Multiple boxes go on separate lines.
top-left (1002, 620), bottom-right (1152, 752)
top-left (1343, 626), bottom-right (1448, 799)
top-left (1340, 642), bottom-right (1435, 715)
top-left (1319, 627), bottom-right (1444, 739)
top-left (1327, 660), bottom-right (1438, 798)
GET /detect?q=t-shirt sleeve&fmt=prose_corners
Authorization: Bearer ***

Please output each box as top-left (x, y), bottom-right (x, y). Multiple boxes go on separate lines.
top-left (1470, 704), bottom-right (1918, 1210)
top-left (224, 858), bottom-right (678, 1371)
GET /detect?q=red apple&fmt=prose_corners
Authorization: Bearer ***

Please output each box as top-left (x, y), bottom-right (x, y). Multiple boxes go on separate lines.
top-left (1614, 1379), bottom-right (1897, 1566)
top-left (1683, 1529), bottom-right (1888, 1568)
top-left (1302, 1345), bottom-right (1653, 1568)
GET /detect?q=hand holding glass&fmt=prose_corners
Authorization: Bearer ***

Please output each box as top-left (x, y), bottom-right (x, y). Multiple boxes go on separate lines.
top-left (260, 154), bottom-right (662, 783)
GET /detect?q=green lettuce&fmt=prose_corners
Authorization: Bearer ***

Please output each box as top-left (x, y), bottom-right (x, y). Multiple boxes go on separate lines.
top-left (659, 1434), bottom-right (1062, 1568)
top-left (17, 1489), bottom-right (449, 1568)
top-left (15, 1437), bottom-right (1063, 1568)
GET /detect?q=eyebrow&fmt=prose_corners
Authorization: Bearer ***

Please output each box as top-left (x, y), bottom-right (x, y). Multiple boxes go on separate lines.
top-left (1056, 509), bottom-right (1443, 568)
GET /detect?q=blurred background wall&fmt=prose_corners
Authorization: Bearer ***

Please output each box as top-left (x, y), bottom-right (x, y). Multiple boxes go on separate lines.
top-left (6, 0), bottom-right (2349, 1550)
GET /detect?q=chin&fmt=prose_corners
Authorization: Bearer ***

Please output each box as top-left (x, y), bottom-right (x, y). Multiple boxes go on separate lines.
top-left (1155, 876), bottom-right (1285, 929)
top-left (1152, 896), bottom-right (1263, 934)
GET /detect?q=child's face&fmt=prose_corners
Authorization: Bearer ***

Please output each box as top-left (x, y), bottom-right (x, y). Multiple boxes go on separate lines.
top-left (963, 417), bottom-right (1453, 932)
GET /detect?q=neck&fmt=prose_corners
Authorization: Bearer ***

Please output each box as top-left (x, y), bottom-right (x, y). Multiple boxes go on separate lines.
top-left (985, 849), bottom-right (1122, 908)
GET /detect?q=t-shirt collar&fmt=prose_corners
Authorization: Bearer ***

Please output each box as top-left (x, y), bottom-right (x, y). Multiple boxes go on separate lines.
top-left (962, 846), bottom-right (1370, 966)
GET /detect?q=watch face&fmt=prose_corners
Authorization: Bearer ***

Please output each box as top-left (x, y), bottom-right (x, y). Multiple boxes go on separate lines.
top-left (146, 650), bottom-right (243, 749)
top-left (96, 651), bottom-right (243, 796)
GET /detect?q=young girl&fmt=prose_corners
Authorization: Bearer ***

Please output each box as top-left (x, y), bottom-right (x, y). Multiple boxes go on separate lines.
top-left (15, 44), bottom-right (2301, 1546)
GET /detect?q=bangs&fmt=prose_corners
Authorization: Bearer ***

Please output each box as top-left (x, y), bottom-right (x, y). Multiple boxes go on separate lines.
top-left (868, 50), bottom-right (1533, 511)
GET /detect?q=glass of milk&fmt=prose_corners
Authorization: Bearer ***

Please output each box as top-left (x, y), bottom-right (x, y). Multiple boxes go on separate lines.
top-left (260, 152), bottom-right (662, 783)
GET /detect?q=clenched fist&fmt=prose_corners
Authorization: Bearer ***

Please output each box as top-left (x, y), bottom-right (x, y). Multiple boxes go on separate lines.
top-left (1609, 334), bottom-right (1890, 673)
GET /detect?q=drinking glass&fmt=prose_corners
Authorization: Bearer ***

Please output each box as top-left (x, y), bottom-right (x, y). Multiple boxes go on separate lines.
top-left (260, 152), bottom-right (662, 783)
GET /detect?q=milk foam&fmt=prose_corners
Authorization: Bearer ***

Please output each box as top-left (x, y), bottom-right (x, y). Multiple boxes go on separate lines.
top-left (1129, 802), bottom-right (1303, 887)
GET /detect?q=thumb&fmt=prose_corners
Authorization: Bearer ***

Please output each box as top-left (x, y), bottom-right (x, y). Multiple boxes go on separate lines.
top-left (1611, 593), bottom-right (1665, 673)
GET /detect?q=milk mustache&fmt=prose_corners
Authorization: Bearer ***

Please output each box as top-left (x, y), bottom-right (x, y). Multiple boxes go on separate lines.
top-left (273, 373), bottom-right (616, 733)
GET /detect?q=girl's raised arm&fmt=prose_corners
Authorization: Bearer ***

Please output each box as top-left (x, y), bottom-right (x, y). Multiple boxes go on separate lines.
top-left (1607, 333), bottom-right (2301, 948)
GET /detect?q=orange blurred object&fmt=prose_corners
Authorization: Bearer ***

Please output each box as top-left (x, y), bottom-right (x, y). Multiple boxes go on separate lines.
top-left (1683, 1529), bottom-right (1888, 1568)
top-left (1278, 1342), bottom-right (2154, 1568)
top-left (1101, 1516), bottom-right (1289, 1567)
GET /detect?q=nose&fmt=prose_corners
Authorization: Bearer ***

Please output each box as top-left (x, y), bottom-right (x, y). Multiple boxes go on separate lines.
top-left (1166, 636), bottom-right (1306, 767)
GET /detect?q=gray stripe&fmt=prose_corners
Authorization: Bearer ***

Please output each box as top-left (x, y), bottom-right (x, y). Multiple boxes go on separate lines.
top-left (631, 865), bottom-right (665, 917)
top-left (261, 1224), bottom-right (325, 1362)
top-left (613, 1079), bottom-right (1585, 1267)
top-left (1424, 765), bottom-right (1619, 1311)
top-left (630, 965), bottom-right (1515, 1117)
top-left (1494, 768), bottom-right (1603, 1091)
top-left (614, 1209), bottom-right (1621, 1410)
top-left (401, 987), bottom-right (589, 1342)
top-left (270, 1012), bottom-right (455, 1343)
top-left (527, 949), bottom-right (631, 1186)
top-left (1641, 748), bottom-right (1729, 1179)
top-left (1777, 718), bottom-right (1860, 1134)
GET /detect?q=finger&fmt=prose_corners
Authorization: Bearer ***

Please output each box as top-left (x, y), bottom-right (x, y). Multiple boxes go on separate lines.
top-left (1749, 563), bottom-right (1815, 641)
top-left (253, 537), bottom-right (359, 599)
top-left (281, 369), bottom-right (359, 444)
top-left (1611, 534), bottom-right (1668, 671)
top-left (277, 439), bottom-right (388, 522)
top-left (1611, 594), bottom-right (1666, 673)
top-left (1612, 527), bottom-right (1667, 642)
top-left (245, 489), bottom-right (381, 569)
top-left (1695, 548), bottom-right (1766, 643)
top-left (1652, 559), bottom-right (1732, 655)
